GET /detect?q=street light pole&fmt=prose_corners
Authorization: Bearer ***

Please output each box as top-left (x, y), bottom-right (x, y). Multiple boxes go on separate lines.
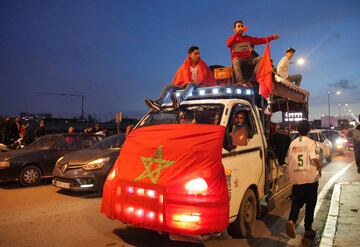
top-left (327, 91), bottom-right (340, 128)
top-left (338, 104), bottom-right (342, 120)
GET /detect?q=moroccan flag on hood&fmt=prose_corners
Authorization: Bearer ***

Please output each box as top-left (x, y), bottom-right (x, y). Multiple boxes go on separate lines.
top-left (256, 42), bottom-right (273, 98)
top-left (101, 124), bottom-right (229, 235)
top-left (172, 57), bottom-right (217, 87)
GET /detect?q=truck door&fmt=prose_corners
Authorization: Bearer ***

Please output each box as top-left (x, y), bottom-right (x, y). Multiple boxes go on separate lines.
top-left (222, 103), bottom-right (264, 220)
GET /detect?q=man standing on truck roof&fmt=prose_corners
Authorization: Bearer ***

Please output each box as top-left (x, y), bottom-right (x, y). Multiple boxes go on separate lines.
top-left (226, 20), bottom-right (280, 86)
top-left (286, 120), bottom-right (321, 239)
top-left (144, 46), bottom-right (216, 112)
top-left (277, 48), bottom-right (302, 86)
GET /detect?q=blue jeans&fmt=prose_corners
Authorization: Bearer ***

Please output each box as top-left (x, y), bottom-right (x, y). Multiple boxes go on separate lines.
top-left (232, 57), bottom-right (261, 83)
top-left (287, 74), bottom-right (302, 86)
top-left (156, 83), bottom-right (198, 104)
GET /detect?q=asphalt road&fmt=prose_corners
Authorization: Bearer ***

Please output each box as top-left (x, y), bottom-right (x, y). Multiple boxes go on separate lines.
top-left (0, 151), bottom-right (358, 247)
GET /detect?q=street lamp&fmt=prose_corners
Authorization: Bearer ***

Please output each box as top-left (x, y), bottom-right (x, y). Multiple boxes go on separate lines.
top-left (327, 91), bottom-right (340, 128)
top-left (297, 58), bottom-right (305, 65)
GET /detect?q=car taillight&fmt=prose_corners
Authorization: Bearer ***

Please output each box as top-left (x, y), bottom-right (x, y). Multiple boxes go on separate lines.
top-left (185, 178), bottom-right (208, 195)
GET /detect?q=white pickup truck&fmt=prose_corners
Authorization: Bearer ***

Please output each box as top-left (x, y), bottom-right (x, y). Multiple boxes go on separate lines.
top-left (102, 84), bottom-right (310, 242)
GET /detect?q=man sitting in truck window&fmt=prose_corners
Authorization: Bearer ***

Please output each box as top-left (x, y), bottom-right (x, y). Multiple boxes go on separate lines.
top-left (178, 111), bottom-right (195, 124)
top-left (144, 46), bottom-right (216, 112)
top-left (231, 111), bottom-right (251, 146)
top-left (226, 20), bottom-right (280, 87)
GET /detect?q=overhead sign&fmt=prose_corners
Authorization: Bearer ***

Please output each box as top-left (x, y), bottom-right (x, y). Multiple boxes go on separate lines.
top-left (284, 112), bottom-right (304, 122)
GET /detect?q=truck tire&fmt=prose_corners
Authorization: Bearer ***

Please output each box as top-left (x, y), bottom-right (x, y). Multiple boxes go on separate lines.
top-left (19, 166), bottom-right (42, 186)
top-left (228, 189), bottom-right (257, 238)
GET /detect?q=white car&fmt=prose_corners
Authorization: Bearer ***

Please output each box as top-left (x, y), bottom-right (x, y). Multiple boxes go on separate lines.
top-left (290, 130), bottom-right (332, 164)
top-left (308, 130), bottom-right (333, 164)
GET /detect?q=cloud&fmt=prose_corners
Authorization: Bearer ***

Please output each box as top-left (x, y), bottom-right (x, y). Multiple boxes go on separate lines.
top-left (329, 79), bottom-right (359, 89)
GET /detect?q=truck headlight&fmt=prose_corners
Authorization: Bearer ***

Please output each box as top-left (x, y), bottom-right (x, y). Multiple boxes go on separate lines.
top-left (83, 157), bottom-right (110, 170)
top-left (0, 161), bottom-right (10, 168)
top-left (185, 178), bottom-right (208, 195)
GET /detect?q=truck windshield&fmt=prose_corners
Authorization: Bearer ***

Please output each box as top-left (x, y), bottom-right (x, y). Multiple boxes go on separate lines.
top-left (137, 104), bottom-right (224, 128)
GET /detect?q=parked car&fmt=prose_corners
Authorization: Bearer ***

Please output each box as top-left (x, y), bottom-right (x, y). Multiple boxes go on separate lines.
top-left (321, 129), bottom-right (346, 155)
top-left (53, 134), bottom-right (126, 192)
top-left (0, 133), bottom-right (102, 186)
top-left (308, 130), bottom-right (333, 163)
top-left (0, 143), bottom-right (10, 152)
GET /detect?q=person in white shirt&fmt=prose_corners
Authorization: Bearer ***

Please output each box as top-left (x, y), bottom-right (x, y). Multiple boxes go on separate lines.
top-left (277, 48), bottom-right (302, 86)
top-left (285, 120), bottom-right (321, 239)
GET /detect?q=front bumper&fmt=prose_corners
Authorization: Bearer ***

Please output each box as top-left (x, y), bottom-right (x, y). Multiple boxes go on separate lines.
top-left (101, 180), bottom-right (229, 235)
top-left (333, 144), bottom-right (345, 153)
top-left (0, 166), bottom-right (19, 182)
top-left (53, 167), bottom-right (108, 192)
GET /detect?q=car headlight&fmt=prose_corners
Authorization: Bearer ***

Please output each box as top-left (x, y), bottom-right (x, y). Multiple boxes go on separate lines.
top-left (83, 157), bottom-right (110, 170)
top-left (335, 138), bottom-right (343, 145)
top-left (0, 161), bottom-right (10, 168)
top-left (56, 156), bottom-right (64, 166)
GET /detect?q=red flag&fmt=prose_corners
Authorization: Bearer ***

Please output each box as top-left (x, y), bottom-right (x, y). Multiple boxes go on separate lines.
top-left (173, 57), bottom-right (216, 87)
top-left (256, 42), bottom-right (273, 98)
top-left (101, 124), bottom-right (229, 235)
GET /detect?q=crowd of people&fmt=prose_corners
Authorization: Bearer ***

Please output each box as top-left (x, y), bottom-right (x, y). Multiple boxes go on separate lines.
top-left (0, 117), bottom-right (44, 147)
top-left (0, 116), bottom-right (112, 148)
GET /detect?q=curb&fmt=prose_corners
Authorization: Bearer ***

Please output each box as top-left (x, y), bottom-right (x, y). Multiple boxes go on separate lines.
top-left (318, 182), bottom-right (342, 247)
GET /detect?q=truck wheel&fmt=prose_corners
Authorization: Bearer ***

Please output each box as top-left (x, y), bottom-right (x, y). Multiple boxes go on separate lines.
top-left (326, 151), bottom-right (332, 163)
top-left (19, 166), bottom-right (42, 186)
top-left (228, 189), bottom-right (257, 238)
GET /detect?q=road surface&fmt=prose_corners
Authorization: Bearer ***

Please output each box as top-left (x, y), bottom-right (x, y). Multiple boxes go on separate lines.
top-left (0, 151), bottom-right (358, 247)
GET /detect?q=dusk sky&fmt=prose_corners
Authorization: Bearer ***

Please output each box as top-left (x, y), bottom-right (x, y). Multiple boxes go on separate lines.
top-left (1, 0), bottom-right (359, 121)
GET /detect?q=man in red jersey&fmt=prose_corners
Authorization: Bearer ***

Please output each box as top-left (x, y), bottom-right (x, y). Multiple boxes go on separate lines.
top-left (226, 20), bottom-right (280, 86)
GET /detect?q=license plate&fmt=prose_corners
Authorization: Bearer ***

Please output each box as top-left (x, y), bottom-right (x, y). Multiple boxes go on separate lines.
top-left (54, 180), bottom-right (70, 189)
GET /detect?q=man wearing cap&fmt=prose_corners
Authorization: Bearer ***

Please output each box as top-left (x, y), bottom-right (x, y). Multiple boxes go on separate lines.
top-left (277, 48), bottom-right (302, 86)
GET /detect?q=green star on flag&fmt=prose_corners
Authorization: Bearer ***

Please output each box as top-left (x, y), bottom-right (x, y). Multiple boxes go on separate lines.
top-left (134, 145), bottom-right (176, 184)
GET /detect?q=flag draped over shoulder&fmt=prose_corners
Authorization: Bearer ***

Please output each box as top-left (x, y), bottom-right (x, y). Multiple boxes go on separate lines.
top-left (256, 42), bottom-right (273, 98)
top-left (172, 57), bottom-right (216, 87)
top-left (101, 124), bottom-right (229, 235)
